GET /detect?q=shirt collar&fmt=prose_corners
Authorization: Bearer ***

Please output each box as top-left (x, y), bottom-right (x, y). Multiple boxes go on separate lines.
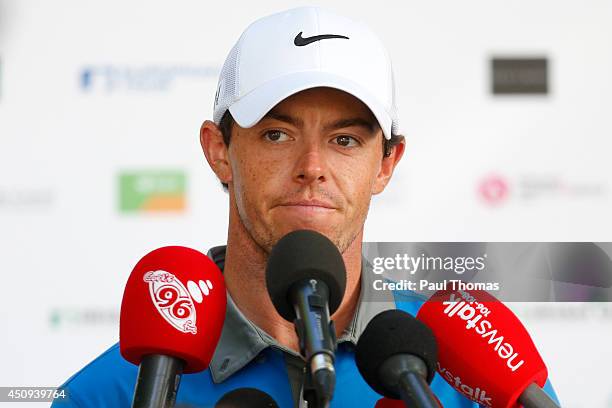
top-left (207, 245), bottom-right (396, 383)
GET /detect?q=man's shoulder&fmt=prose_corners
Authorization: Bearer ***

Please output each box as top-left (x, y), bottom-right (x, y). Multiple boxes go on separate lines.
top-left (53, 343), bottom-right (137, 407)
top-left (52, 342), bottom-right (289, 407)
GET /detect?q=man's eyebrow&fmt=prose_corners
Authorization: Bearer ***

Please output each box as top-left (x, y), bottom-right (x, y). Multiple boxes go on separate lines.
top-left (323, 118), bottom-right (378, 134)
top-left (263, 110), bottom-right (378, 134)
top-left (262, 111), bottom-right (304, 128)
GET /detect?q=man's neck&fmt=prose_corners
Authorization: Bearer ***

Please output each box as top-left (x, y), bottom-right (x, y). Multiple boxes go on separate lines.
top-left (222, 210), bottom-right (363, 353)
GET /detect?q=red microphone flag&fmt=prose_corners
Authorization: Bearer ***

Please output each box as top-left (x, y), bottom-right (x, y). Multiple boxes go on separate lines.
top-left (120, 246), bottom-right (226, 373)
top-left (417, 290), bottom-right (548, 408)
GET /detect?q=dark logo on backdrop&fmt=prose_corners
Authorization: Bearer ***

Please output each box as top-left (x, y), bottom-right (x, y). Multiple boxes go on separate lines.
top-left (294, 32), bottom-right (349, 46)
top-left (491, 57), bottom-right (548, 95)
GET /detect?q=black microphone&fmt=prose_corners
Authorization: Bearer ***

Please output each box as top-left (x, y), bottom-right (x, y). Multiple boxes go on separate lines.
top-left (356, 310), bottom-right (440, 408)
top-left (266, 230), bottom-right (347, 408)
top-left (214, 388), bottom-right (279, 408)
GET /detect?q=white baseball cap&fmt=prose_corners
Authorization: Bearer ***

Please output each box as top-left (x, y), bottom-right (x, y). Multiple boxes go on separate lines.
top-left (213, 6), bottom-right (399, 140)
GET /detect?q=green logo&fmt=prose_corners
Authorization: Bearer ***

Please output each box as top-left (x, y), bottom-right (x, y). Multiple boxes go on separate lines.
top-left (119, 170), bottom-right (186, 212)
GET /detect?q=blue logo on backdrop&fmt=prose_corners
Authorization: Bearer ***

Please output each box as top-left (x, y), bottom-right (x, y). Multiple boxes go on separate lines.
top-left (79, 65), bottom-right (220, 93)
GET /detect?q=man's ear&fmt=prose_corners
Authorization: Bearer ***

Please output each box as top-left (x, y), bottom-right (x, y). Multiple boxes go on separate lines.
top-left (199, 120), bottom-right (232, 185)
top-left (372, 139), bottom-right (405, 195)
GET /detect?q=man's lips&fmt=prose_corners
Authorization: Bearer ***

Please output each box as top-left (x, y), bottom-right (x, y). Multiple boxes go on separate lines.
top-left (276, 199), bottom-right (338, 210)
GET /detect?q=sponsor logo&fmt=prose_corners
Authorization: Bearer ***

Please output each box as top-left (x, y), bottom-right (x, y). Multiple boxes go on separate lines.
top-left (144, 270), bottom-right (197, 334)
top-left (0, 187), bottom-right (55, 211)
top-left (293, 32), bottom-right (349, 46)
top-left (118, 170), bottom-right (186, 213)
top-left (49, 308), bottom-right (118, 329)
top-left (478, 175), bottom-right (509, 206)
top-left (79, 65), bottom-right (219, 93)
top-left (214, 78), bottom-right (223, 108)
top-left (478, 173), bottom-right (607, 207)
top-left (443, 293), bottom-right (525, 372)
top-left (143, 271), bottom-right (175, 283)
top-left (438, 363), bottom-right (493, 407)
top-left (520, 175), bottom-right (606, 200)
top-left (143, 270), bottom-right (215, 335)
top-left (491, 57), bottom-right (548, 95)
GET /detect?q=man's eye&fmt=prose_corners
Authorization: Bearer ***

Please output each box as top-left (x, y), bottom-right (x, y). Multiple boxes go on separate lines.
top-left (264, 130), bottom-right (290, 142)
top-left (333, 135), bottom-right (359, 147)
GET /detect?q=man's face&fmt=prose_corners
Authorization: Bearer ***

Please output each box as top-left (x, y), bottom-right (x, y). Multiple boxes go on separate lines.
top-left (225, 87), bottom-right (396, 253)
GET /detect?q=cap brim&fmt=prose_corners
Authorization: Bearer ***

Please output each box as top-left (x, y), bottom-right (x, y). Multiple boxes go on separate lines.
top-left (228, 71), bottom-right (393, 140)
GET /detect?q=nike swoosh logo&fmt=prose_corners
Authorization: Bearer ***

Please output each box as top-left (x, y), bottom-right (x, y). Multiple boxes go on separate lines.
top-left (294, 32), bottom-right (350, 46)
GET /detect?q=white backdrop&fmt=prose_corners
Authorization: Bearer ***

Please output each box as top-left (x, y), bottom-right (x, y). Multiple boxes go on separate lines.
top-left (1, 0), bottom-right (611, 406)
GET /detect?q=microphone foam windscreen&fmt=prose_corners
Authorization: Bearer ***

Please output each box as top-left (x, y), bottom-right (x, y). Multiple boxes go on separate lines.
top-left (215, 388), bottom-right (279, 408)
top-left (266, 230), bottom-right (346, 321)
top-left (355, 309), bottom-right (438, 399)
top-left (120, 246), bottom-right (226, 373)
top-left (417, 290), bottom-right (548, 408)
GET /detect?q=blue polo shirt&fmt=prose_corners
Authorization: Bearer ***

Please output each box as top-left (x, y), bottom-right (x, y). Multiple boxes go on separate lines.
top-left (53, 246), bottom-right (558, 407)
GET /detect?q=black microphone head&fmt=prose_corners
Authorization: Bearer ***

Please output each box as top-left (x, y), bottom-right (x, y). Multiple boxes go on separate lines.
top-left (215, 388), bottom-right (279, 408)
top-left (266, 229), bottom-right (347, 321)
top-left (355, 309), bottom-right (438, 399)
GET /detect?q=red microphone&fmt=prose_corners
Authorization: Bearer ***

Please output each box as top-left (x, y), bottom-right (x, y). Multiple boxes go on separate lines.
top-left (120, 246), bottom-right (226, 408)
top-left (374, 396), bottom-right (442, 408)
top-left (416, 289), bottom-right (559, 408)
top-left (375, 398), bottom-right (405, 407)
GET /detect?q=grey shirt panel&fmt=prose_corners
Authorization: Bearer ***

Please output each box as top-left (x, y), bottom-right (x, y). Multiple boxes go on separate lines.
top-left (207, 245), bottom-right (396, 403)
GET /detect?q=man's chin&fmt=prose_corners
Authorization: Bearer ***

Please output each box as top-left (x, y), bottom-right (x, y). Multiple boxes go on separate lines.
top-left (272, 214), bottom-right (338, 234)
top-left (268, 221), bottom-right (351, 252)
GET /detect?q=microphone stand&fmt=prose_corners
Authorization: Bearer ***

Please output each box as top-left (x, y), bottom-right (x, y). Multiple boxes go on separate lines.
top-left (302, 368), bottom-right (330, 408)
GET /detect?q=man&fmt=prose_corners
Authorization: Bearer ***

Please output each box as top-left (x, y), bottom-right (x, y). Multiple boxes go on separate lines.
top-left (54, 7), bottom-right (556, 407)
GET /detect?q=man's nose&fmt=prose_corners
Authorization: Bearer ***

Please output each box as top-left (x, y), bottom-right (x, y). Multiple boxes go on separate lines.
top-left (294, 142), bottom-right (328, 185)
